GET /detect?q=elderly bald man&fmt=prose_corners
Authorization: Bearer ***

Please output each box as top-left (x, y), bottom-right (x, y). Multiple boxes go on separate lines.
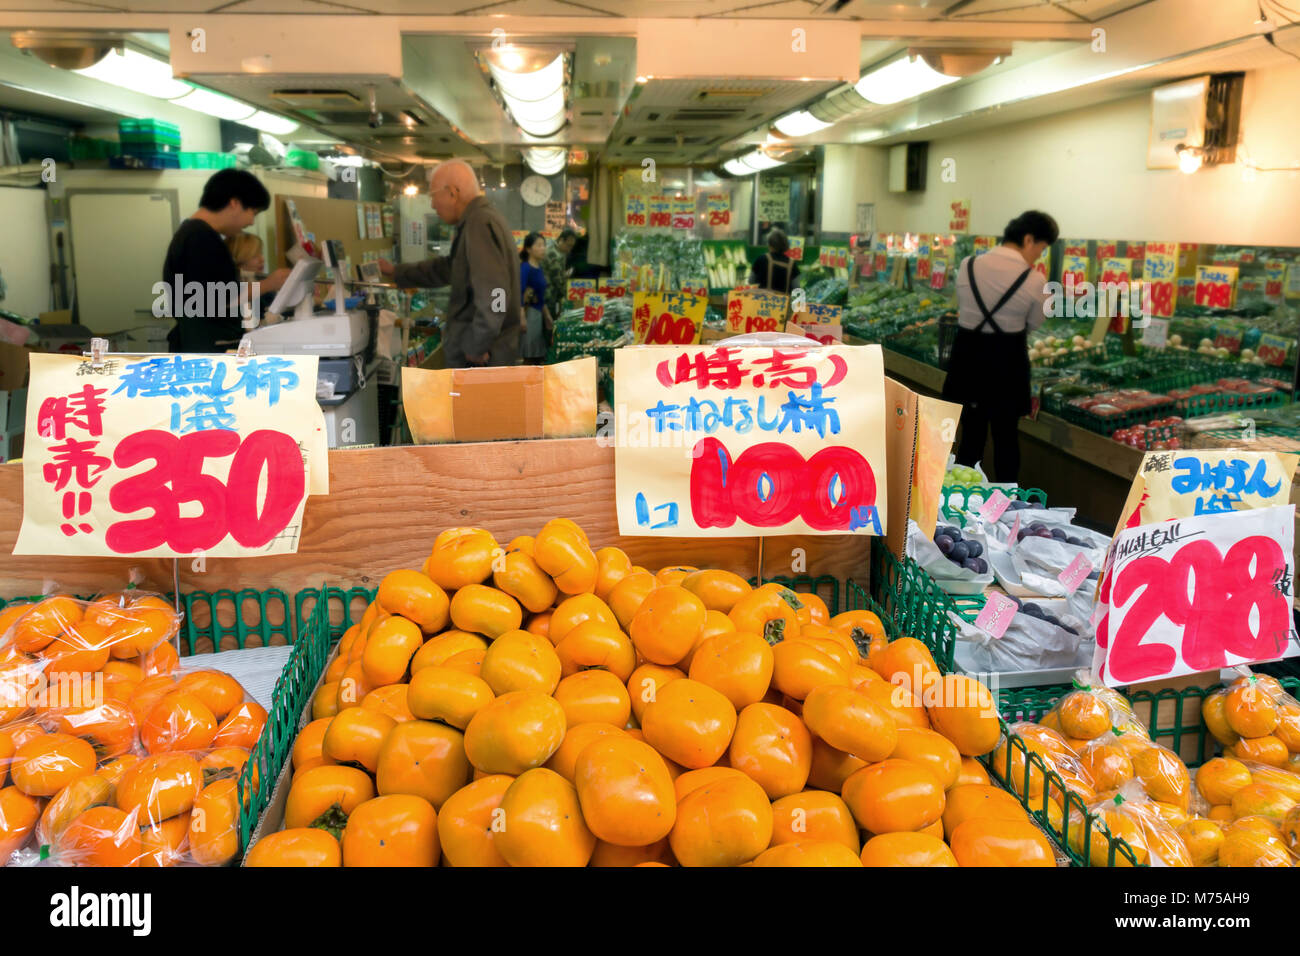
top-left (380, 160), bottom-right (521, 367)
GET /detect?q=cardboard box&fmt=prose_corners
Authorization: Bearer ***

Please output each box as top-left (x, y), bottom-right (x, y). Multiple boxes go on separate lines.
top-left (37, 310), bottom-right (72, 325)
top-left (402, 357), bottom-right (597, 443)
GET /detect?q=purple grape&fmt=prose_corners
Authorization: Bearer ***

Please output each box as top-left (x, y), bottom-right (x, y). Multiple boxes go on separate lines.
top-left (950, 542), bottom-right (970, 562)
top-left (962, 558), bottom-right (982, 573)
top-left (935, 535), bottom-right (955, 555)
top-left (966, 540), bottom-right (984, 558)
top-left (1050, 528), bottom-right (1068, 541)
top-left (1016, 529), bottom-right (1029, 542)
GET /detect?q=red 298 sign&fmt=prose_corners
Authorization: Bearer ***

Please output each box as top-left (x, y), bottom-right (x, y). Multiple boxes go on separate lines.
top-left (106, 429), bottom-right (305, 554)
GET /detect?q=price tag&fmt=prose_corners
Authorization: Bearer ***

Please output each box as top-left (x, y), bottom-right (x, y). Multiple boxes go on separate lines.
top-left (787, 237), bottom-right (805, 261)
top-left (671, 197), bottom-right (696, 231)
top-left (1195, 265), bottom-right (1238, 308)
top-left (567, 279), bottom-right (596, 304)
top-left (972, 236), bottom-right (990, 256)
top-left (583, 293), bottom-right (605, 323)
top-left (793, 303), bottom-right (841, 327)
top-left (1064, 240), bottom-right (1089, 257)
top-left (624, 194), bottom-right (647, 228)
top-left (680, 277), bottom-right (709, 299)
top-left (1142, 245), bottom-right (1177, 318)
top-left (725, 289), bottom-right (788, 334)
top-left (647, 196), bottom-right (672, 229)
top-left (1098, 505), bottom-right (1297, 686)
top-left (929, 258), bottom-right (948, 291)
top-left (1061, 255), bottom-right (1089, 291)
top-left (1263, 261), bottom-right (1287, 299)
top-left (915, 256), bottom-right (931, 281)
top-left (631, 291), bottom-right (707, 344)
top-left (599, 279), bottom-right (629, 299)
top-left (1257, 334), bottom-right (1290, 367)
top-left (975, 592), bottom-right (1018, 639)
top-left (980, 489), bottom-right (1011, 522)
top-left (1058, 552), bottom-right (1094, 594)
top-left (947, 199), bottom-right (970, 233)
top-left (1095, 241), bottom-right (1118, 260)
top-left (1007, 509), bottom-right (1022, 546)
top-left (704, 194), bottom-right (731, 227)
top-left (16, 352), bottom-right (322, 558)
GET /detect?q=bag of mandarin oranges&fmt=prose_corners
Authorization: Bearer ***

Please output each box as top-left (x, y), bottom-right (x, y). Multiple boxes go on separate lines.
top-left (0, 584), bottom-right (266, 867)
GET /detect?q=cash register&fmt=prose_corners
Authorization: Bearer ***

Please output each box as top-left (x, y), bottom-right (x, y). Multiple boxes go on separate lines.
top-left (243, 240), bottom-right (379, 448)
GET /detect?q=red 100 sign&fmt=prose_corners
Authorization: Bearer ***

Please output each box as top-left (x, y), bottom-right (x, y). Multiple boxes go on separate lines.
top-left (1100, 534), bottom-right (1292, 683)
top-left (106, 429), bottom-right (306, 554)
top-left (644, 313), bottom-right (698, 344)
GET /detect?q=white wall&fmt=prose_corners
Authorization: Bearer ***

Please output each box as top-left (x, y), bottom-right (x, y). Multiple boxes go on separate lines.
top-left (841, 63), bottom-right (1300, 247)
top-left (0, 186), bottom-right (51, 317)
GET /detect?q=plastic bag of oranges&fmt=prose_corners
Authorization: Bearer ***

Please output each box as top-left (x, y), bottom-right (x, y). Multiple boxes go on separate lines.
top-left (989, 721), bottom-right (1096, 813)
top-left (1038, 672), bottom-right (1148, 751)
top-left (1067, 786), bottom-right (1192, 867)
top-left (1075, 730), bottom-right (1192, 816)
top-left (1202, 670), bottom-right (1300, 769)
top-left (6, 743), bottom-right (253, 867)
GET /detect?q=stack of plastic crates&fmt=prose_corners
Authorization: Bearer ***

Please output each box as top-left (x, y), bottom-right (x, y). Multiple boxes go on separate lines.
top-left (114, 118), bottom-right (181, 169)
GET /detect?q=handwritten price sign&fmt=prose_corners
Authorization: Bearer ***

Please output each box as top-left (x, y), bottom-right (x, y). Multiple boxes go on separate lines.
top-left (1095, 241), bottom-right (1118, 260)
top-left (787, 237), bottom-right (805, 262)
top-left (613, 343), bottom-right (889, 536)
top-left (583, 293), bottom-right (606, 324)
top-left (930, 258), bottom-right (949, 291)
top-left (567, 279), bottom-right (596, 304)
top-left (671, 197), bottom-right (696, 231)
top-left (794, 303), bottom-right (842, 327)
top-left (1061, 255), bottom-right (1089, 290)
top-left (1257, 334), bottom-right (1290, 367)
top-left (17, 352), bottom-right (322, 558)
top-left (624, 195), bottom-right (647, 228)
top-left (1195, 265), bottom-right (1238, 308)
top-left (1097, 506), bottom-right (1297, 686)
top-left (1264, 261), bottom-right (1287, 299)
top-left (1064, 240), bottom-right (1088, 257)
top-left (598, 279), bottom-right (629, 299)
top-left (647, 196), bottom-right (672, 229)
top-left (632, 291), bottom-right (706, 345)
top-left (948, 199), bottom-right (970, 233)
top-left (1143, 245), bottom-right (1177, 318)
top-left (705, 194), bottom-right (731, 227)
top-left (725, 289), bottom-right (789, 334)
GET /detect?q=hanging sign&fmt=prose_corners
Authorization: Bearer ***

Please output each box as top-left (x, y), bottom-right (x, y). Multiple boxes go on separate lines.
top-left (647, 196), bottom-right (672, 229)
top-left (947, 199), bottom-right (970, 233)
top-left (671, 197), bottom-right (696, 231)
top-left (632, 291), bottom-right (707, 345)
top-left (17, 352), bottom-right (321, 558)
top-left (1142, 243), bottom-right (1178, 319)
top-left (624, 194), bottom-right (647, 228)
top-left (1195, 265), bottom-right (1238, 308)
top-left (704, 193), bottom-right (731, 227)
top-left (725, 289), bottom-right (789, 334)
top-left (1098, 505), bottom-right (1297, 686)
top-left (758, 176), bottom-right (790, 222)
top-left (545, 200), bottom-right (567, 234)
top-left (613, 343), bottom-right (888, 536)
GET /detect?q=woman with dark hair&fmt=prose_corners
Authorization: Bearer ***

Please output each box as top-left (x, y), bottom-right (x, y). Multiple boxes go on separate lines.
top-left (941, 210), bottom-right (1059, 483)
top-left (519, 231), bottom-right (552, 364)
top-left (749, 228), bottom-right (800, 295)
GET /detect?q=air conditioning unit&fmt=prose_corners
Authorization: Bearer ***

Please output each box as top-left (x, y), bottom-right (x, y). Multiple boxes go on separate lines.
top-left (1148, 73), bottom-right (1243, 169)
top-left (888, 142), bottom-right (927, 192)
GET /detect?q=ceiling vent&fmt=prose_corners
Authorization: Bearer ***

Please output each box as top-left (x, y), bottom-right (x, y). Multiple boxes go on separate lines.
top-left (270, 89), bottom-right (364, 109)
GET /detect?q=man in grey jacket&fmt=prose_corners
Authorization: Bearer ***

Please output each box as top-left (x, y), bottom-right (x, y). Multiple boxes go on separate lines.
top-left (380, 160), bottom-right (520, 367)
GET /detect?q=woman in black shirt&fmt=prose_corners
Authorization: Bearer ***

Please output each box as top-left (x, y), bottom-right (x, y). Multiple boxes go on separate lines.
top-left (749, 228), bottom-right (800, 295)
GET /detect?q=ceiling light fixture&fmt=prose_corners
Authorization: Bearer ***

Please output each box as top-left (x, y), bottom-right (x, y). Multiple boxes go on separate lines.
top-left (74, 46), bottom-right (191, 99)
top-left (723, 150), bottom-right (789, 176)
top-left (773, 110), bottom-right (832, 138)
top-left (1175, 143), bottom-right (1205, 175)
top-left (486, 51), bottom-right (568, 138)
top-left (523, 146), bottom-right (566, 176)
top-left (855, 54), bottom-right (960, 105)
top-left (169, 86), bottom-right (257, 121)
top-left (242, 110), bottom-right (299, 135)
top-left (403, 183), bottom-right (419, 196)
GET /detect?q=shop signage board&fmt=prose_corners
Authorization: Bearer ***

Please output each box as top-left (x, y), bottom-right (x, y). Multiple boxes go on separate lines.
top-left (647, 196), bottom-right (672, 229)
top-left (725, 289), bottom-right (789, 334)
top-left (624, 194), bottom-right (647, 228)
top-left (704, 193), bottom-right (731, 227)
top-left (671, 197), bottom-right (696, 231)
top-left (613, 343), bottom-right (889, 536)
top-left (567, 278), bottom-right (597, 304)
top-left (1195, 264), bottom-right (1238, 308)
top-left (1143, 243), bottom-right (1178, 318)
top-left (793, 302), bottom-right (842, 326)
top-left (758, 176), bottom-right (790, 222)
top-left (947, 199), bottom-right (970, 233)
top-left (632, 291), bottom-right (707, 345)
top-left (545, 200), bottom-right (567, 234)
top-left (16, 352), bottom-right (323, 558)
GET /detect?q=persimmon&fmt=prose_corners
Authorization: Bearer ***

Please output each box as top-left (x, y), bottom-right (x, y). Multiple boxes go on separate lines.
top-left (771, 638), bottom-right (849, 701)
top-left (553, 670), bottom-right (631, 728)
top-left (245, 828), bottom-right (341, 867)
top-left (655, 566), bottom-right (697, 586)
top-left (361, 684), bottom-right (414, 724)
top-left (952, 816), bottom-right (1057, 867)
top-left (55, 805), bottom-right (143, 867)
top-left (533, 520), bottom-right (598, 595)
top-left (11, 732), bottom-right (97, 797)
top-left (189, 778), bottom-right (240, 866)
top-left (554, 622), bottom-right (636, 683)
top-left (463, 691), bottom-right (566, 775)
top-left (481, 630), bottom-right (563, 696)
top-left (607, 572), bottom-right (658, 632)
top-left (681, 570), bottom-right (752, 613)
top-left (426, 528), bottom-right (498, 591)
top-left (670, 772), bottom-right (772, 867)
top-left (890, 727), bottom-right (962, 790)
top-left (627, 664), bottom-right (684, 724)
top-left (590, 838), bottom-right (674, 867)
top-left (593, 547), bottom-right (633, 602)
top-left (807, 736), bottom-right (867, 792)
top-left (860, 831), bottom-right (958, 867)
top-left (1202, 691), bottom-right (1239, 747)
top-left (955, 756), bottom-right (991, 787)
top-left (116, 753), bottom-right (202, 825)
top-left (1130, 744), bottom-right (1191, 809)
top-left (436, 774), bottom-right (513, 867)
top-left (728, 587), bottom-right (801, 644)
top-left (549, 593), bottom-right (619, 645)
top-left (728, 703), bottom-right (812, 800)
top-left (323, 707), bottom-right (395, 774)
top-left (410, 631), bottom-right (489, 677)
top-left (376, 720), bottom-right (470, 810)
top-left (769, 790), bottom-right (859, 853)
top-left (641, 678), bottom-right (737, 770)
top-left (842, 760), bottom-right (945, 834)
top-left (1225, 681), bottom-right (1280, 738)
top-left (752, 841), bottom-right (862, 866)
top-left (801, 683), bottom-right (899, 763)
top-left (1056, 691), bottom-right (1112, 741)
top-left (1179, 818), bottom-right (1225, 867)
top-left (361, 615), bottom-right (423, 687)
top-left (545, 722), bottom-right (627, 782)
top-left (926, 674), bottom-right (1000, 757)
top-left (1231, 735), bottom-right (1290, 768)
top-left (38, 774), bottom-right (113, 847)
top-left (284, 764), bottom-right (375, 834)
top-left (496, 768), bottom-right (595, 867)
top-left (176, 669), bottom-right (245, 721)
top-left (688, 630), bottom-right (773, 711)
top-left (12, 596), bottom-right (82, 654)
top-left (376, 568), bottom-right (450, 634)
top-left (574, 736), bottom-right (676, 846)
top-left (213, 700), bottom-right (268, 750)
top-left (941, 784), bottom-right (1029, 839)
top-left (139, 813), bottom-right (190, 868)
top-left (56, 700), bottom-right (136, 760)
top-left (407, 666), bottom-right (495, 729)
top-left (0, 785), bottom-right (39, 860)
top-left (869, 638), bottom-right (938, 693)
top-left (450, 585), bottom-right (523, 640)
top-left (629, 586), bottom-right (706, 667)
top-left (342, 794), bottom-right (440, 867)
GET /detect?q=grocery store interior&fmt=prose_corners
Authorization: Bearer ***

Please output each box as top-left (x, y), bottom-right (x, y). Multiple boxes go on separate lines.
top-left (0, 0), bottom-right (1299, 876)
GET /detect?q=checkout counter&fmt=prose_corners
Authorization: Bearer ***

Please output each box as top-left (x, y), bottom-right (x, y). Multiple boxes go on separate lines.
top-left (241, 245), bottom-right (384, 448)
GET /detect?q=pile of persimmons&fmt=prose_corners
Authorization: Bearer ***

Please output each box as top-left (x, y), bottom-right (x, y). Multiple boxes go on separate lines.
top-left (248, 519), bottom-right (1058, 867)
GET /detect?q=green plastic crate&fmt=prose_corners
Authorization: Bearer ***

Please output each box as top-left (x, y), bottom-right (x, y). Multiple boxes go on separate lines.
top-left (287, 149), bottom-right (320, 170)
top-left (866, 538), bottom-right (961, 671)
top-left (939, 483), bottom-right (1047, 526)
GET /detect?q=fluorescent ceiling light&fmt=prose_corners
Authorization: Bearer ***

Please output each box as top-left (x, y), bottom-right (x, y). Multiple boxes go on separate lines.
top-left (774, 110), bottom-right (831, 138)
top-left (723, 158), bottom-right (751, 176)
top-left (524, 147), bottom-right (566, 175)
top-left (741, 151), bottom-right (786, 171)
top-left (242, 110), bottom-right (299, 135)
top-left (487, 53), bottom-right (567, 138)
top-left (74, 47), bottom-right (190, 100)
top-left (169, 86), bottom-right (256, 121)
top-left (855, 55), bottom-right (960, 106)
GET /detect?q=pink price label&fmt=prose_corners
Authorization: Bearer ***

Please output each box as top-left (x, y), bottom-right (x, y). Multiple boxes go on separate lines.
top-left (980, 490), bottom-right (1011, 522)
top-left (1058, 552), bottom-right (1094, 594)
top-left (1007, 510), bottom-right (1022, 546)
top-left (974, 592), bottom-right (1018, 640)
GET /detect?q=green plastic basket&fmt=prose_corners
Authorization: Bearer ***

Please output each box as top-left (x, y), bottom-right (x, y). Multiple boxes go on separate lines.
top-left (939, 483), bottom-right (1047, 526)
top-left (867, 538), bottom-right (960, 672)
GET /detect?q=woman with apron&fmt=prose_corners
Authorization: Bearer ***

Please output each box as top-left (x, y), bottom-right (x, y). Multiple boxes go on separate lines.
top-left (942, 211), bottom-right (1058, 484)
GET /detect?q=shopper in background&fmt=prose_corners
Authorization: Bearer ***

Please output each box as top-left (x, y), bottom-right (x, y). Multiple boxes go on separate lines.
top-left (942, 209), bottom-right (1058, 483)
top-left (750, 228), bottom-right (800, 295)
top-left (543, 227), bottom-right (578, 319)
top-left (162, 169), bottom-right (290, 352)
top-left (520, 232), bottom-right (553, 365)
top-left (379, 160), bottom-right (521, 368)
top-left (226, 232), bottom-right (278, 317)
